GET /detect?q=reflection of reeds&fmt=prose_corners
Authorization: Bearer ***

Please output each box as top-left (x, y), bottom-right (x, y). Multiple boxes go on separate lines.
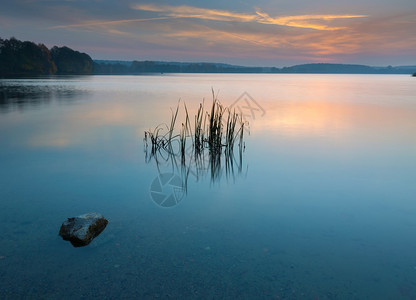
top-left (144, 91), bottom-right (247, 184)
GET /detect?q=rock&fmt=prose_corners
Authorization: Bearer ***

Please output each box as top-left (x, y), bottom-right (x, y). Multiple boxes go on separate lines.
top-left (59, 212), bottom-right (108, 247)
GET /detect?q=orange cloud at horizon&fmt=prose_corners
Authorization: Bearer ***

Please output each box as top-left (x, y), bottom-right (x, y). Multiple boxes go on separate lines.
top-left (255, 11), bottom-right (367, 30)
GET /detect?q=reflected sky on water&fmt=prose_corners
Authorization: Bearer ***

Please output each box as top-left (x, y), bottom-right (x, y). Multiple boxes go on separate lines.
top-left (0, 74), bottom-right (416, 299)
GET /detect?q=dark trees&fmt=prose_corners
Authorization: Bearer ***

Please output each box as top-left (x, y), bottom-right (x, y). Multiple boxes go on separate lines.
top-left (0, 37), bottom-right (56, 76)
top-left (0, 37), bottom-right (93, 76)
top-left (50, 46), bottom-right (93, 74)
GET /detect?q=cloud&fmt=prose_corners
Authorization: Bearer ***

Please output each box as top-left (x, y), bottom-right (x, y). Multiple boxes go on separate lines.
top-left (43, 3), bottom-right (370, 60)
top-left (131, 3), bottom-right (367, 31)
top-left (131, 4), bottom-right (257, 22)
top-left (157, 25), bottom-right (365, 58)
top-left (255, 11), bottom-right (368, 30)
top-left (34, 2), bottom-right (414, 65)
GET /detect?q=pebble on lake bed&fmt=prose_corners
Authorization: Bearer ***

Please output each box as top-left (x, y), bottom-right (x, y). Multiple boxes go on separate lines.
top-left (59, 212), bottom-right (108, 247)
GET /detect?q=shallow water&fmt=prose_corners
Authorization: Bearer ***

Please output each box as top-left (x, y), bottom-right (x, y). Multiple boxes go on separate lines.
top-left (1, 74), bottom-right (416, 299)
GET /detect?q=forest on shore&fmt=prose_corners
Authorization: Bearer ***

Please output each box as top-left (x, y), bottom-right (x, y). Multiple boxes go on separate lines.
top-left (0, 37), bottom-right (93, 76)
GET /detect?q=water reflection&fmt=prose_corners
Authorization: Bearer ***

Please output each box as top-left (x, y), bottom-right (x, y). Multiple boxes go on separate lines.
top-left (144, 140), bottom-right (246, 188)
top-left (0, 80), bottom-right (88, 112)
top-left (143, 99), bottom-right (248, 195)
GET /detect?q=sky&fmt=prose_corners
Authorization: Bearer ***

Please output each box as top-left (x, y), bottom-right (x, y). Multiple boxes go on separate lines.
top-left (1, 0), bottom-right (415, 66)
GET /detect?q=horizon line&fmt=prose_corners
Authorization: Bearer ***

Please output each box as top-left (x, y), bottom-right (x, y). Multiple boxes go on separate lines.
top-left (92, 59), bottom-right (416, 69)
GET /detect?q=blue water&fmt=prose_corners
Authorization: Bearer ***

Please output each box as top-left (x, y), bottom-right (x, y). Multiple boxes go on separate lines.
top-left (1, 75), bottom-right (416, 299)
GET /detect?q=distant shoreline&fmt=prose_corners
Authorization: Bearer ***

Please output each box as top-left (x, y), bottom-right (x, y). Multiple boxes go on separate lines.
top-left (1, 37), bottom-right (415, 76)
top-left (1, 71), bottom-right (415, 78)
top-left (92, 60), bottom-right (416, 75)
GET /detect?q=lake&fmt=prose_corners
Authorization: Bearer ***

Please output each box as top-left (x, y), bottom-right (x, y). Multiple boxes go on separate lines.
top-left (1, 74), bottom-right (416, 299)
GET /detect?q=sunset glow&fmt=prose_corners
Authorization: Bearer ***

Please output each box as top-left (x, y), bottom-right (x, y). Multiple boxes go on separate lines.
top-left (1, 0), bottom-right (415, 65)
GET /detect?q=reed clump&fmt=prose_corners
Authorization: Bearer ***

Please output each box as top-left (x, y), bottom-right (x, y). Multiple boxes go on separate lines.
top-left (144, 91), bottom-right (247, 183)
top-left (144, 92), bottom-right (246, 160)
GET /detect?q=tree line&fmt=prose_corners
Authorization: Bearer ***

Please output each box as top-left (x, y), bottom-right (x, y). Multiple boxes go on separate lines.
top-left (0, 37), bottom-right (93, 76)
top-left (94, 61), bottom-right (415, 75)
top-left (93, 60), bottom-right (268, 74)
top-left (1, 37), bottom-right (415, 76)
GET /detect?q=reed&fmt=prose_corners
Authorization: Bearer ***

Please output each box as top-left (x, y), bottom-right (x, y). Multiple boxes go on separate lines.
top-left (194, 102), bottom-right (205, 154)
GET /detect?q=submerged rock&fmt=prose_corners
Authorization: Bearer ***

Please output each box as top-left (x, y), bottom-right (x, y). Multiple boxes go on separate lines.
top-left (59, 212), bottom-right (108, 247)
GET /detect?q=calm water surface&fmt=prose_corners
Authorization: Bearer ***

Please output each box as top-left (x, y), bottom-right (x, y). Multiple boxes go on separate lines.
top-left (0, 74), bottom-right (416, 299)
